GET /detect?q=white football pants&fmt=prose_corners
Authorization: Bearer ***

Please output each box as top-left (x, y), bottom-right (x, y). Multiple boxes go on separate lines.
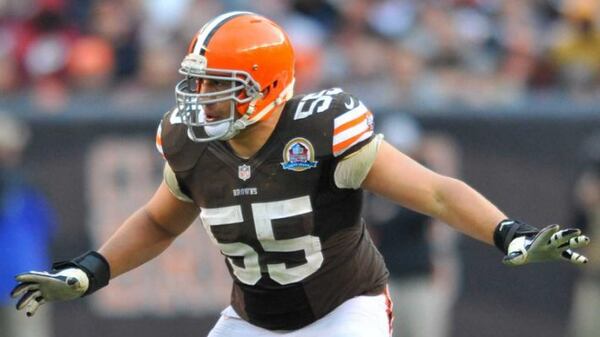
top-left (207, 293), bottom-right (393, 337)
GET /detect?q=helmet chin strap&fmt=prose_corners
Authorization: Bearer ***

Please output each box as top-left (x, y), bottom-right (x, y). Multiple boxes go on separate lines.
top-left (218, 79), bottom-right (295, 140)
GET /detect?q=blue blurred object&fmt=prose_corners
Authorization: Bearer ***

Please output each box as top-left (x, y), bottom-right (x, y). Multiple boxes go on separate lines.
top-left (0, 169), bottom-right (56, 304)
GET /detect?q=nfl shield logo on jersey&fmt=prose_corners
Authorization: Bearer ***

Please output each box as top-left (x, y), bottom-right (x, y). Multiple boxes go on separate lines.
top-left (238, 164), bottom-right (251, 181)
top-left (281, 137), bottom-right (318, 172)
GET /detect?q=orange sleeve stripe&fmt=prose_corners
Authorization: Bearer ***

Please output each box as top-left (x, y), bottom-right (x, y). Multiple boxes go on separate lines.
top-left (333, 112), bottom-right (368, 136)
top-left (155, 123), bottom-right (164, 157)
top-left (332, 129), bottom-right (370, 155)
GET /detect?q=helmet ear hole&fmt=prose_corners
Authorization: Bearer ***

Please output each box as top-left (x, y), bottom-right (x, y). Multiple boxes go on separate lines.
top-left (261, 79), bottom-right (281, 99)
top-left (261, 86), bottom-right (270, 98)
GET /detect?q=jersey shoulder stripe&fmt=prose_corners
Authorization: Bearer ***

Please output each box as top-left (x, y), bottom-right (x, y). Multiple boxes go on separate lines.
top-left (332, 102), bottom-right (374, 157)
top-left (155, 121), bottom-right (164, 157)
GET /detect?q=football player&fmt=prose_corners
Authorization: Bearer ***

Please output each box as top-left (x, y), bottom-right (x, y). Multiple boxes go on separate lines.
top-left (11, 12), bottom-right (590, 337)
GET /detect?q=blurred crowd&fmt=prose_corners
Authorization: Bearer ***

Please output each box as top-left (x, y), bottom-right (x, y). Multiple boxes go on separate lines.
top-left (2, 0), bottom-right (600, 113)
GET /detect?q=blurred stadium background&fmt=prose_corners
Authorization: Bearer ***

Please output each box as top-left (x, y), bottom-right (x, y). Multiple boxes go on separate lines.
top-left (1, 0), bottom-right (599, 337)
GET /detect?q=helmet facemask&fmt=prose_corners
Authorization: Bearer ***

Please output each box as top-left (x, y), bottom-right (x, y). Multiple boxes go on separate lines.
top-left (174, 54), bottom-right (262, 142)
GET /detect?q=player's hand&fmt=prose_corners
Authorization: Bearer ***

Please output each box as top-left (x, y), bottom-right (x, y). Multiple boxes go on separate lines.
top-left (503, 224), bottom-right (590, 266)
top-left (10, 268), bottom-right (89, 317)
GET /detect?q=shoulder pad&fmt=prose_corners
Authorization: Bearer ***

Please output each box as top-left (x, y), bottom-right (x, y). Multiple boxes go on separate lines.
top-left (331, 93), bottom-right (374, 157)
top-left (158, 108), bottom-right (208, 172)
top-left (284, 88), bottom-right (374, 158)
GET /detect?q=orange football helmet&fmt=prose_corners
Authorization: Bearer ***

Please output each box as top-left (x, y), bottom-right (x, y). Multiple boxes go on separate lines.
top-left (175, 11), bottom-right (296, 142)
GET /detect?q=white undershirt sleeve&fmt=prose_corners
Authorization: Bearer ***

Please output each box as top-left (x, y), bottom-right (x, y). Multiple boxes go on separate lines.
top-left (163, 162), bottom-right (194, 203)
top-left (333, 134), bottom-right (383, 189)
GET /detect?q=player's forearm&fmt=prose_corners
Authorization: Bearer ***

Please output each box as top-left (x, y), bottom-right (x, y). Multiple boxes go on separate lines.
top-left (430, 176), bottom-right (506, 244)
top-left (98, 207), bottom-right (179, 278)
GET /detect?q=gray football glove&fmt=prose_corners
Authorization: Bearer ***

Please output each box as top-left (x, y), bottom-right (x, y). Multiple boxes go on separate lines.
top-left (10, 250), bottom-right (110, 317)
top-left (10, 268), bottom-right (89, 317)
top-left (503, 224), bottom-right (590, 266)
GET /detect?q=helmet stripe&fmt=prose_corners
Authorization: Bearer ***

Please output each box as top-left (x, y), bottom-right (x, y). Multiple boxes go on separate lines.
top-left (193, 11), bottom-right (254, 55)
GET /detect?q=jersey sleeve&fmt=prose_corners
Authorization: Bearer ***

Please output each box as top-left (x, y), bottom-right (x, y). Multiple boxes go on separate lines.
top-left (327, 91), bottom-right (379, 189)
top-left (333, 134), bottom-right (383, 189)
top-left (156, 108), bottom-right (208, 203)
top-left (163, 162), bottom-right (194, 203)
top-left (331, 92), bottom-right (375, 159)
top-left (156, 118), bottom-right (193, 202)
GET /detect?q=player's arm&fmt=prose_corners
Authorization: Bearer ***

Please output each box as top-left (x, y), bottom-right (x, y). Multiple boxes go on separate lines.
top-left (360, 140), bottom-right (589, 265)
top-left (363, 140), bottom-right (504, 244)
top-left (98, 180), bottom-right (199, 278)
top-left (10, 180), bottom-right (199, 316)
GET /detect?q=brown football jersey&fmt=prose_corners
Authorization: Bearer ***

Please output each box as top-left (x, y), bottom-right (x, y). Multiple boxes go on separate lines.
top-left (158, 88), bottom-right (389, 330)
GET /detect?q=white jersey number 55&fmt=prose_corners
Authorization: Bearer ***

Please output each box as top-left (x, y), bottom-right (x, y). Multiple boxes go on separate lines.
top-left (199, 196), bottom-right (324, 285)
